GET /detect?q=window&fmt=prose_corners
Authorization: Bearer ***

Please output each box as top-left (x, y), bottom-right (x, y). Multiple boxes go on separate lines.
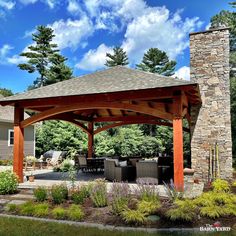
top-left (8, 129), bottom-right (14, 146)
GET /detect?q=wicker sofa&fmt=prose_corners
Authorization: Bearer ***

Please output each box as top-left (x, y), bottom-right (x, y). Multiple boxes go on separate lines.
top-left (104, 159), bottom-right (135, 182)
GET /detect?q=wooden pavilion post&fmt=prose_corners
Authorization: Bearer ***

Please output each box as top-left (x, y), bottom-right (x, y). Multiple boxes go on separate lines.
top-left (88, 122), bottom-right (94, 159)
top-left (13, 106), bottom-right (24, 183)
top-left (173, 93), bottom-right (184, 191)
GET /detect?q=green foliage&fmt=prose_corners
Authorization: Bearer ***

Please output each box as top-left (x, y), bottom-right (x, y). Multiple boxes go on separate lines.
top-left (166, 199), bottom-right (196, 222)
top-left (163, 180), bottom-right (184, 202)
top-left (212, 179), bottom-right (230, 193)
top-left (67, 204), bottom-right (84, 221)
top-left (136, 48), bottom-right (176, 76)
top-left (105, 46), bottom-right (129, 67)
top-left (232, 180), bottom-right (236, 187)
top-left (0, 160), bottom-right (13, 166)
top-left (110, 182), bottom-right (131, 215)
top-left (121, 208), bottom-right (147, 225)
top-left (19, 201), bottom-right (35, 216)
top-left (51, 184), bottom-right (68, 204)
top-left (0, 88), bottom-right (13, 97)
top-left (36, 120), bottom-right (87, 157)
top-left (111, 198), bottom-right (128, 215)
top-left (0, 171), bottom-right (18, 195)
top-left (194, 191), bottom-right (236, 219)
top-left (60, 159), bottom-right (74, 172)
top-left (18, 25), bottom-right (72, 89)
top-left (90, 180), bottom-right (108, 207)
top-left (71, 185), bottom-right (90, 204)
top-left (137, 199), bottom-right (161, 215)
top-left (5, 203), bottom-right (18, 213)
top-left (51, 206), bottom-right (66, 219)
top-left (33, 203), bottom-right (49, 217)
top-left (33, 187), bottom-right (48, 202)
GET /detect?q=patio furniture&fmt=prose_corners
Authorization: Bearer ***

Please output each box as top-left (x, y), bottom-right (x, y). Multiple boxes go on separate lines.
top-left (136, 160), bottom-right (159, 181)
top-left (46, 151), bottom-right (62, 168)
top-left (104, 159), bottom-right (135, 182)
top-left (77, 155), bottom-right (89, 172)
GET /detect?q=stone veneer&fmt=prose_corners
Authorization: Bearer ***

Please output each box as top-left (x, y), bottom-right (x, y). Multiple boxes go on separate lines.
top-left (190, 27), bottom-right (233, 182)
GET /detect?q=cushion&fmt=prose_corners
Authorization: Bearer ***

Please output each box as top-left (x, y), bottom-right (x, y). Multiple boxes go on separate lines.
top-left (119, 161), bottom-right (127, 167)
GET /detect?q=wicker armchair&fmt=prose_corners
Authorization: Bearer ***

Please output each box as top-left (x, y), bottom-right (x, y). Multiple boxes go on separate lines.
top-left (104, 159), bottom-right (135, 182)
top-left (136, 161), bottom-right (159, 181)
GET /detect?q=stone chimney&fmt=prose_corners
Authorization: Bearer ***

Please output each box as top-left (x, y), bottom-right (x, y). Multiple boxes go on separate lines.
top-left (190, 28), bottom-right (232, 182)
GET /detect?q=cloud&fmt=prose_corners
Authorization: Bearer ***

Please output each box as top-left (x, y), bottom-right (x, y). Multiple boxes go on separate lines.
top-left (76, 43), bottom-right (112, 70)
top-left (0, 44), bottom-right (14, 64)
top-left (49, 17), bottom-right (94, 50)
top-left (0, 0), bottom-right (15, 10)
top-left (19, 0), bottom-right (57, 8)
top-left (122, 6), bottom-right (203, 65)
top-left (0, 44), bottom-right (13, 58)
top-left (67, 0), bottom-right (81, 15)
top-left (7, 55), bottom-right (27, 64)
top-left (174, 66), bottom-right (190, 80)
top-left (19, 0), bottom-right (38, 4)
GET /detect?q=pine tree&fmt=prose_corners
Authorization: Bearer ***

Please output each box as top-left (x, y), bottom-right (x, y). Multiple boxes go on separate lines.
top-left (0, 88), bottom-right (13, 97)
top-left (105, 46), bottom-right (129, 67)
top-left (18, 25), bottom-right (72, 89)
top-left (136, 48), bottom-right (176, 76)
top-left (210, 4), bottom-right (236, 161)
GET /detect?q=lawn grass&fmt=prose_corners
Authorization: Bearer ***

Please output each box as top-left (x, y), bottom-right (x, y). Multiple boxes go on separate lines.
top-left (0, 216), bottom-right (233, 236)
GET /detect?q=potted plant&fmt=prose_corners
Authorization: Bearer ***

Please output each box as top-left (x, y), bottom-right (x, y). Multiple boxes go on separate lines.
top-left (28, 172), bottom-right (35, 182)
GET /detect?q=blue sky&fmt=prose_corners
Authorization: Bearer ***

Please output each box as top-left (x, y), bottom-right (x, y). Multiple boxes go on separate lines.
top-left (0, 0), bottom-right (232, 93)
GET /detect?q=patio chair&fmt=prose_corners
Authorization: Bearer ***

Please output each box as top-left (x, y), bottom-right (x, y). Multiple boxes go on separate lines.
top-left (46, 151), bottom-right (62, 168)
top-left (77, 155), bottom-right (89, 172)
top-left (136, 160), bottom-right (159, 182)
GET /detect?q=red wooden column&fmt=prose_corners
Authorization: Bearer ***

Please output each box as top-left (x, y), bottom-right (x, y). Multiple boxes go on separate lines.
top-left (88, 122), bottom-right (94, 159)
top-left (173, 93), bottom-right (184, 191)
top-left (13, 106), bottom-right (24, 183)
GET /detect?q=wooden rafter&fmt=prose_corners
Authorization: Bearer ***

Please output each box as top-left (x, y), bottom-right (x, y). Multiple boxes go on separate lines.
top-left (20, 101), bottom-right (173, 128)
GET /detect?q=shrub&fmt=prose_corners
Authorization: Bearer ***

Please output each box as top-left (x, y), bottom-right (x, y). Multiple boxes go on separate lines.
top-left (121, 208), bottom-right (147, 225)
top-left (232, 181), bottom-right (236, 187)
top-left (0, 171), bottom-right (18, 195)
top-left (111, 198), bottom-right (128, 215)
top-left (5, 203), bottom-right (18, 213)
top-left (137, 199), bottom-right (161, 215)
top-left (33, 187), bottom-right (48, 202)
top-left (33, 203), bottom-right (49, 217)
top-left (166, 199), bottom-right (196, 222)
top-left (212, 179), bottom-right (230, 193)
top-left (19, 201), bottom-right (35, 216)
top-left (195, 191), bottom-right (236, 218)
top-left (110, 182), bottom-right (131, 215)
top-left (135, 178), bottom-right (159, 202)
top-left (67, 204), bottom-right (84, 221)
top-left (51, 184), bottom-right (68, 204)
top-left (163, 180), bottom-right (183, 202)
top-left (60, 159), bottom-right (74, 172)
top-left (51, 207), bottom-right (66, 219)
top-left (90, 180), bottom-right (107, 207)
top-left (71, 185), bottom-right (90, 204)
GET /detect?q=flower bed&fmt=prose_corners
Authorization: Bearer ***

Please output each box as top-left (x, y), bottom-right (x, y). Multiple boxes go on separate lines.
top-left (1, 178), bottom-right (236, 230)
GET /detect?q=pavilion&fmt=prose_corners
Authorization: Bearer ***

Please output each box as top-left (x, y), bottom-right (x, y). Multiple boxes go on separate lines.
top-left (0, 66), bottom-right (201, 190)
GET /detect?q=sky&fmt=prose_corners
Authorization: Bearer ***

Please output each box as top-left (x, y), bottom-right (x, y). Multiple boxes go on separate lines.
top-left (0, 0), bottom-right (232, 93)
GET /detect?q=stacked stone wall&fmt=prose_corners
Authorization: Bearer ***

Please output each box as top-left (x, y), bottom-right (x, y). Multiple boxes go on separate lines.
top-left (190, 28), bottom-right (232, 182)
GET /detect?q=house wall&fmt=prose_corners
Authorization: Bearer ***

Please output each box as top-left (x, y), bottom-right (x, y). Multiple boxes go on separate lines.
top-left (190, 27), bottom-right (233, 182)
top-left (0, 122), bottom-right (35, 160)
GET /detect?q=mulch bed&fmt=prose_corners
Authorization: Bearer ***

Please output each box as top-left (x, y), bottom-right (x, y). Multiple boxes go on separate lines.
top-left (0, 189), bottom-right (236, 230)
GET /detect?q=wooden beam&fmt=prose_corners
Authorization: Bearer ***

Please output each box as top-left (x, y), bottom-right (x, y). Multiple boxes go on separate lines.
top-left (173, 92), bottom-right (184, 191)
top-left (173, 118), bottom-right (184, 191)
top-left (13, 106), bottom-right (24, 183)
top-left (88, 122), bottom-right (94, 158)
top-left (0, 85), bottom-right (199, 108)
top-left (20, 102), bottom-right (173, 128)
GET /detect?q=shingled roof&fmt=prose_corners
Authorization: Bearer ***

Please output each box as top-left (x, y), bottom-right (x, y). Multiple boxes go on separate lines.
top-left (0, 95), bottom-right (29, 122)
top-left (0, 66), bottom-right (196, 103)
